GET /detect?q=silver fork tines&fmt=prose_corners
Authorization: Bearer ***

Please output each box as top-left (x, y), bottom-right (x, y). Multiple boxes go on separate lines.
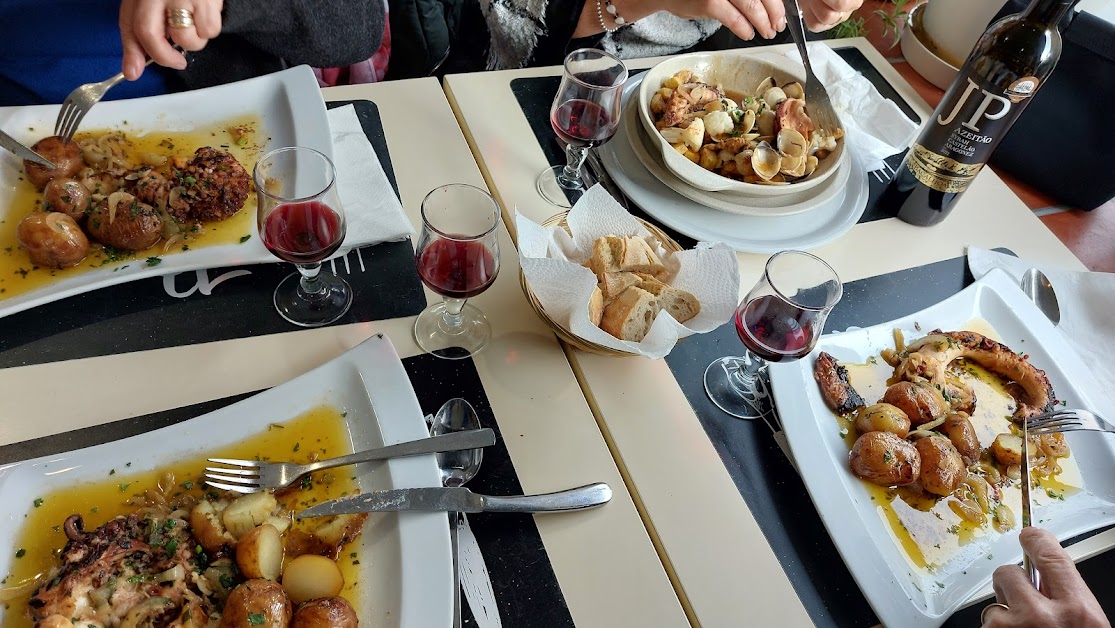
top-left (1027, 408), bottom-right (1113, 436)
top-left (203, 428), bottom-right (497, 493)
top-left (783, 0), bottom-right (840, 136)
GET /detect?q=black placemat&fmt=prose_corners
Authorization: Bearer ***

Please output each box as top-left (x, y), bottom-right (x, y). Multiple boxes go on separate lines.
top-left (664, 252), bottom-right (1115, 626)
top-left (509, 46), bottom-right (922, 245)
top-left (0, 100), bottom-right (425, 369)
top-left (0, 351), bottom-right (572, 628)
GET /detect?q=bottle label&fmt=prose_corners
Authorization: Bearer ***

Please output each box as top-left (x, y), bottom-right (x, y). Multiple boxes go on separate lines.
top-left (906, 144), bottom-right (985, 194)
top-left (908, 74), bottom-right (1041, 194)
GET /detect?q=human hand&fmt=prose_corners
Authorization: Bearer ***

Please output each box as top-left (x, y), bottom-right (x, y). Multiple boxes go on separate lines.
top-left (982, 528), bottom-right (1110, 628)
top-left (667, 0), bottom-right (787, 41)
top-left (797, 0), bottom-right (863, 33)
top-left (119, 0), bottom-right (224, 80)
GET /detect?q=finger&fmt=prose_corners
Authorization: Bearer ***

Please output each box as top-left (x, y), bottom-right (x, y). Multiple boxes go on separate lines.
top-left (709, 0), bottom-right (757, 40)
top-left (821, 0), bottom-right (862, 12)
top-left (192, 0), bottom-right (223, 40)
top-left (980, 602), bottom-right (1011, 628)
top-left (167, 2), bottom-right (207, 52)
top-left (992, 564), bottom-right (1045, 610)
top-left (761, 0), bottom-right (787, 34)
top-left (729, 0), bottom-right (776, 39)
top-left (119, 0), bottom-right (147, 80)
top-left (802, 2), bottom-right (843, 32)
top-left (135, 0), bottom-right (188, 69)
top-left (1020, 527), bottom-right (1087, 600)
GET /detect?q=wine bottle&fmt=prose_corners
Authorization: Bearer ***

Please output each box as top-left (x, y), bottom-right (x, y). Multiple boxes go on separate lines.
top-left (882, 0), bottom-right (1080, 226)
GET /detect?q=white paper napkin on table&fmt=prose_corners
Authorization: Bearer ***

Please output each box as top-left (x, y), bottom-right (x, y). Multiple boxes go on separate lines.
top-left (967, 246), bottom-right (1115, 408)
top-left (517, 185), bottom-right (739, 359)
top-left (784, 44), bottom-right (920, 170)
top-left (327, 105), bottom-right (413, 249)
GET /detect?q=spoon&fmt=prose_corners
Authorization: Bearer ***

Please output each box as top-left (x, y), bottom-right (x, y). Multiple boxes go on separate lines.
top-left (1021, 268), bottom-right (1061, 325)
top-left (430, 398), bottom-right (484, 628)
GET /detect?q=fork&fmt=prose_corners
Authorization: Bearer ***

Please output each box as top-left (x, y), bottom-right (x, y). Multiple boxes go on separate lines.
top-left (55, 47), bottom-right (191, 142)
top-left (1027, 409), bottom-right (1115, 436)
top-left (782, 0), bottom-right (841, 135)
top-left (204, 428), bottom-right (497, 493)
top-left (54, 59), bottom-right (155, 143)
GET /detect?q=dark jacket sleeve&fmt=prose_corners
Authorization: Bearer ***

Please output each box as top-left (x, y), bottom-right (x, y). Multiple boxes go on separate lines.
top-left (530, 0), bottom-right (590, 67)
top-left (221, 0), bottom-right (386, 68)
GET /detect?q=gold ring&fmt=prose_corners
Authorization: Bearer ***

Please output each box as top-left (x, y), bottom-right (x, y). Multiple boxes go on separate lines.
top-left (167, 8), bottom-right (195, 29)
top-left (980, 602), bottom-right (1010, 625)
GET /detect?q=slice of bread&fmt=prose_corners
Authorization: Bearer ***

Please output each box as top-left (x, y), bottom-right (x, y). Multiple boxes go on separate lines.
top-left (600, 287), bottom-right (660, 342)
top-left (588, 286), bottom-right (604, 326)
top-left (588, 236), bottom-right (620, 275)
top-left (637, 281), bottom-right (700, 324)
top-left (616, 237), bottom-right (666, 276)
top-left (599, 271), bottom-right (641, 302)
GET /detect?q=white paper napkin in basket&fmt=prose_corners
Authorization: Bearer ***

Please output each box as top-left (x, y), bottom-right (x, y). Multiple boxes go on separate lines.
top-left (968, 246), bottom-right (1115, 410)
top-left (783, 44), bottom-right (919, 170)
top-left (327, 105), bottom-right (413, 249)
top-left (517, 185), bottom-right (739, 359)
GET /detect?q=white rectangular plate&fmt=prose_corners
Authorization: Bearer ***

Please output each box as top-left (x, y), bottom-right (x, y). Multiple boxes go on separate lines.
top-left (0, 334), bottom-right (451, 627)
top-left (0, 65), bottom-right (331, 319)
top-left (769, 268), bottom-right (1115, 627)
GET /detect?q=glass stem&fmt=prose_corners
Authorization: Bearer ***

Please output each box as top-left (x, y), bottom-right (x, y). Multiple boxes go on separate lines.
top-left (557, 144), bottom-right (589, 189)
top-left (731, 353), bottom-right (764, 393)
top-left (442, 297), bottom-right (467, 328)
top-left (296, 262), bottom-right (326, 298)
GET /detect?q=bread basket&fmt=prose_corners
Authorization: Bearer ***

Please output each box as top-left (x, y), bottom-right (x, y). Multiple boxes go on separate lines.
top-left (519, 211), bottom-right (684, 356)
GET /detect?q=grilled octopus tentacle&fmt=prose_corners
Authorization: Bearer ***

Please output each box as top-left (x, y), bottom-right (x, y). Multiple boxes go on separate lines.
top-left (814, 351), bottom-right (866, 414)
top-left (898, 330), bottom-right (1055, 422)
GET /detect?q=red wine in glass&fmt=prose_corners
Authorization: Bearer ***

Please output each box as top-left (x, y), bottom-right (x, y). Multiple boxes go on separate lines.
top-left (261, 200), bottom-right (344, 264)
top-left (551, 99), bottom-right (617, 149)
top-left (417, 238), bottom-right (498, 299)
top-left (735, 295), bottom-right (817, 363)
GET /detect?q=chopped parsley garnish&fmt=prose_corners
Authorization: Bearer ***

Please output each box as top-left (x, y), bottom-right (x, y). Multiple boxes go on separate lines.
top-left (146, 257), bottom-right (162, 267)
top-left (32, 498), bottom-right (43, 508)
top-left (14, 549), bottom-right (25, 558)
top-left (119, 483), bottom-right (130, 492)
top-left (181, 481), bottom-right (194, 490)
top-left (248, 613), bottom-right (265, 625)
top-left (239, 234), bottom-right (252, 243)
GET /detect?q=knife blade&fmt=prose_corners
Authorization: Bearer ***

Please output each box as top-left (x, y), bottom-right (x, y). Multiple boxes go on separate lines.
top-left (297, 483), bottom-right (611, 518)
top-left (0, 129), bottom-right (54, 168)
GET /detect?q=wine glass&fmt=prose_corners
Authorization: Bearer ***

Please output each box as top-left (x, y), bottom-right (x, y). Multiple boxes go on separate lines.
top-left (413, 184), bottom-right (501, 359)
top-left (254, 146), bottom-right (352, 327)
top-left (536, 48), bottom-right (628, 208)
top-left (704, 250), bottom-right (842, 419)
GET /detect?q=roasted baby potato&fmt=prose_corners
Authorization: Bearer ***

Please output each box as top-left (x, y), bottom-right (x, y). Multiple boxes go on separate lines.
top-left (17, 212), bottom-right (89, 269)
top-left (42, 178), bottom-right (90, 220)
top-left (882, 381), bottom-right (948, 426)
top-left (915, 435), bottom-right (966, 496)
top-left (25, 136), bottom-right (84, 190)
top-left (223, 491), bottom-right (279, 539)
top-left (191, 498), bottom-right (235, 553)
top-left (237, 523), bottom-right (284, 581)
top-left (283, 555), bottom-right (344, 605)
top-left (86, 194), bottom-right (163, 251)
top-left (849, 431), bottom-right (920, 487)
top-left (942, 412), bottom-right (981, 465)
top-left (220, 580), bottom-right (291, 628)
top-left (292, 597), bottom-right (359, 628)
top-left (991, 433), bottom-right (1035, 466)
top-left (854, 403), bottom-right (911, 437)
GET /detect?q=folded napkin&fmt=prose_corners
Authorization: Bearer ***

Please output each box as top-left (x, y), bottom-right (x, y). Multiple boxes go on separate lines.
top-left (784, 44), bottom-right (920, 171)
top-left (517, 185), bottom-right (739, 359)
top-left (327, 105), bottom-right (413, 250)
top-left (967, 246), bottom-right (1115, 409)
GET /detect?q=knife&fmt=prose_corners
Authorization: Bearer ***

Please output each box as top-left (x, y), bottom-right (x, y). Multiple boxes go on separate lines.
top-left (0, 129), bottom-right (55, 168)
top-left (297, 482), bottom-right (611, 518)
